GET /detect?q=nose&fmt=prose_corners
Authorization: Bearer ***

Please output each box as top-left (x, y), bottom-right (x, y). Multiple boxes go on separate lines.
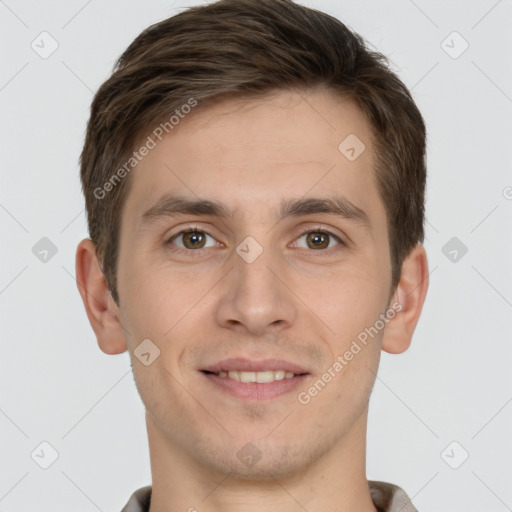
top-left (215, 244), bottom-right (297, 337)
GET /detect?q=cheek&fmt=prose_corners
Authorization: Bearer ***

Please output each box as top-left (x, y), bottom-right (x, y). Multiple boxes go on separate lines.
top-left (332, 352), bottom-right (380, 417)
top-left (303, 265), bottom-right (388, 331)
top-left (119, 261), bottom-right (219, 385)
top-left (296, 338), bottom-right (381, 440)
top-left (120, 257), bottom-right (202, 337)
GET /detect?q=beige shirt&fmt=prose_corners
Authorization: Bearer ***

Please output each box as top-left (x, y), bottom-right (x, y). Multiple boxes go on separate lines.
top-left (121, 480), bottom-right (418, 511)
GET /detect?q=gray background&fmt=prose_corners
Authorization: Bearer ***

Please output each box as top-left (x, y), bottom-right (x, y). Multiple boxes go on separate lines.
top-left (1, 0), bottom-right (511, 510)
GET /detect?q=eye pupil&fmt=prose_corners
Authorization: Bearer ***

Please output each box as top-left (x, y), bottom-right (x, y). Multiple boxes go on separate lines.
top-left (307, 232), bottom-right (329, 249)
top-left (173, 229), bottom-right (338, 253)
top-left (183, 231), bottom-right (206, 249)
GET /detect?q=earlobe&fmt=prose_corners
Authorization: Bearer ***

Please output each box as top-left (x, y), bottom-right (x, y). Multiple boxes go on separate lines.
top-left (381, 244), bottom-right (429, 354)
top-left (75, 238), bottom-right (127, 355)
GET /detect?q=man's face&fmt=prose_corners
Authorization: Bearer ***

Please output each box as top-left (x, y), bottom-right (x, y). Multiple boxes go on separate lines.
top-left (115, 89), bottom-right (393, 478)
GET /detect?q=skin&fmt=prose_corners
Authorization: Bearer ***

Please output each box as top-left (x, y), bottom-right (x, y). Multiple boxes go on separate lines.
top-left (76, 88), bottom-right (428, 512)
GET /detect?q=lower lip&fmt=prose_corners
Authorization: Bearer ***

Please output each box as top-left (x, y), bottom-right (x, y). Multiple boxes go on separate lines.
top-left (201, 372), bottom-right (309, 401)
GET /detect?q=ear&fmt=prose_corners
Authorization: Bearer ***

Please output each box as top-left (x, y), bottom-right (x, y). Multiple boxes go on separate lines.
top-left (381, 244), bottom-right (429, 354)
top-left (75, 238), bottom-right (127, 355)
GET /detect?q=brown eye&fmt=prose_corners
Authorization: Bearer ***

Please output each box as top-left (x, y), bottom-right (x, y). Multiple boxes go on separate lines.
top-left (295, 230), bottom-right (341, 251)
top-left (182, 231), bottom-right (206, 249)
top-left (169, 229), bottom-right (216, 251)
top-left (305, 232), bottom-right (330, 249)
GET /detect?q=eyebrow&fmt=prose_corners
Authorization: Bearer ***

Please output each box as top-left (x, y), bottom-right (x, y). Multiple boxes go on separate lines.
top-left (140, 193), bottom-right (371, 231)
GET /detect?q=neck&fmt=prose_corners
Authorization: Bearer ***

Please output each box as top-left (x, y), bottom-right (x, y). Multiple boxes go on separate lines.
top-left (146, 408), bottom-right (377, 512)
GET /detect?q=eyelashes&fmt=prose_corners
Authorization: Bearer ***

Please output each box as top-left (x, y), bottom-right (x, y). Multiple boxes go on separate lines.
top-left (292, 228), bottom-right (343, 251)
top-left (166, 225), bottom-right (345, 256)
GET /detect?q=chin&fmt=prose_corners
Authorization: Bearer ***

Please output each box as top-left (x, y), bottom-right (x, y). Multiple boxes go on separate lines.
top-left (195, 438), bottom-right (321, 482)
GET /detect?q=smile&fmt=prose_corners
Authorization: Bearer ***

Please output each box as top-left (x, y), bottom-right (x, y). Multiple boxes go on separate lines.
top-left (209, 370), bottom-right (296, 383)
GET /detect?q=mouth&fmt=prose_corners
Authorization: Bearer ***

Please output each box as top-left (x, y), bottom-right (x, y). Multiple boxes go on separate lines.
top-left (202, 369), bottom-right (301, 383)
top-left (200, 358), bottom-right (310, 400)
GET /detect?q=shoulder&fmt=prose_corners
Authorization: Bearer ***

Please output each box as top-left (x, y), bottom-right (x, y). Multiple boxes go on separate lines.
top-left (368, 480), bottom-right (418, 512)
top-left (120, 486), bottom-right (152, 512)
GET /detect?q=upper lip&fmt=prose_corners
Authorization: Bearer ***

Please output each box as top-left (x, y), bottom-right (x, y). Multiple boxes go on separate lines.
top-left (201, 358), bottom-right (309, 374)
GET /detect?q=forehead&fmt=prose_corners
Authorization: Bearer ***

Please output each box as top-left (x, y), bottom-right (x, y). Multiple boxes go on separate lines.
top-left (122, 89), bottom-right (383, 229)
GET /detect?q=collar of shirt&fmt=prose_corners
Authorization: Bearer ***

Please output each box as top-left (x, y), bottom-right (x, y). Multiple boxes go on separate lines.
top-left (120, 480), bottom-right (418, 512)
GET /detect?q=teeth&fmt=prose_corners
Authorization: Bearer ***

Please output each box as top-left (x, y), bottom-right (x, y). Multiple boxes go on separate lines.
top-left (274, 370), bottom-right (285, 380)
top-left (217, 370), bottom-right (297, 382)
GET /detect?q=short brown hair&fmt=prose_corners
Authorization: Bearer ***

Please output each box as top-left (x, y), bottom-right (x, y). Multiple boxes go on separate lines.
top-left (80, 0), bottom-right (426, 306)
